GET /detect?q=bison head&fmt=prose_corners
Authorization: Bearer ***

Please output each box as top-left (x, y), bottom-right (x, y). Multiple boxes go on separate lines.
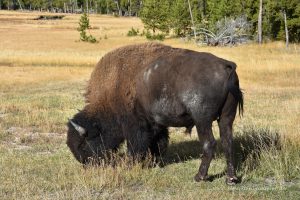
top-left (66, 111), bottom-right (105, 164)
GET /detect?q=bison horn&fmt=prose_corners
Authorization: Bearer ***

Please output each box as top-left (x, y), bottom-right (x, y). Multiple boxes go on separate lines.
top-left (69, 119), bottom-right (86, 136)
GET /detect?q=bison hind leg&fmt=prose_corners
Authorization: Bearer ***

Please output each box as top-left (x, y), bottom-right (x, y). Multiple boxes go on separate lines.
top-left (149, 126), bottom-right (169, 157)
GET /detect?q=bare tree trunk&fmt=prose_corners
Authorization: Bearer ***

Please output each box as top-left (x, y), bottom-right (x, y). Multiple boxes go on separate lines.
top-left (283, 10), bottom-right (289, 48)
top-left (115, 1), bottom-right (121, 16)
top-left (69, 0), bottom-right (72, 13)
top-left (187, 0), bottom-right (197, 42)
top-left (139, 0), bottom-right (143, 16)
top-left (106, 0), bottom-right (109, 14)
top-left (129, 0), bottom-right (131, 16)
top-left (17, 0), bottom-right (22, 10)
top-left (89, 0), bottom-right (92, 13)
top-left (73, 0), bottom-right (75, 13)
top-left (50, 0), bottom-right (53, 12)
top-left (95, 1), bottom-right (97, 14)
top-left (86, 0), bottom-right (88, 13)
top-left (258, 0), bottom-right (263, 44)
top-left (202, 0), bottom-right (206, 17)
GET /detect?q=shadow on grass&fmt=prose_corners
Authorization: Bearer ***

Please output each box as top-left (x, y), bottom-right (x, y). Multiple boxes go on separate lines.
top-left (159, 126), bottom-right (281, 181)
top-left (231, 127), bottom-right (280, 173)
top-left (160, 140), bottom-right (202, 165)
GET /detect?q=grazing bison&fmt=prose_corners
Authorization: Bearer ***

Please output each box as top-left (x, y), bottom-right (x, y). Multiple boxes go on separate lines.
top-left (67, 43), bottom-right (243, 185)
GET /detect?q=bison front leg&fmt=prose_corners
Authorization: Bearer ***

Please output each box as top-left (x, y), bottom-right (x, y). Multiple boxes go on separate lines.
top-left (126, 129), bottom-right (151, 160)
top-left (184, 125), bottom-right (193, 136)
top-left (121, 115), bottom-right (150, 160)
top-left (149, 126), bottom-right (169, 157)
top-left (194, 123), bottom-right (216, 182)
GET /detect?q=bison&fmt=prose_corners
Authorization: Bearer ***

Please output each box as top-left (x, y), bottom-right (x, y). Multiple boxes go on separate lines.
top-left (67, 43), bottom-right (243, 185)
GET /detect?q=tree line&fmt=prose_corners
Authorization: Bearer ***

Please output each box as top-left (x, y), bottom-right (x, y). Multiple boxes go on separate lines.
top-left (0, 0), bottom-right (142, 15)
top-left (1, 0), bottom-right (299, 42)
top-left (139, 0), bottom-right (299, 43)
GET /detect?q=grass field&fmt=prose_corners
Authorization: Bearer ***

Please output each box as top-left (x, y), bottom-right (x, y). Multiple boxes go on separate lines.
top-left (0, 11), bottom-right (299, 199)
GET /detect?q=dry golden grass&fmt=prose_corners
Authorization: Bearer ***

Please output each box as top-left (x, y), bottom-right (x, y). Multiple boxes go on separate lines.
top-left (0, 11), bottom-right (145, 68)
top-left (0, 11), bottom-right (299, 199)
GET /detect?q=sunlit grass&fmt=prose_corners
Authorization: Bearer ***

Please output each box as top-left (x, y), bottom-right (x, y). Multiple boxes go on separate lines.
top-left (0, 11), bottom-right (299, 199)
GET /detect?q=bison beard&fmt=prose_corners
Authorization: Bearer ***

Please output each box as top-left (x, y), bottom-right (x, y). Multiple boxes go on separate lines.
top-left (66, 43), bottom-right (243, 185)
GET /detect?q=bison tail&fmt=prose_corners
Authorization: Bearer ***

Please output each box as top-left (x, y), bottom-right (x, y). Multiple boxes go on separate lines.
top-left (227, 70), bottom-right (244, 116)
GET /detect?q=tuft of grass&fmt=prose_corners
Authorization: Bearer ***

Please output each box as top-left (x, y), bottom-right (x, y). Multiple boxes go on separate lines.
top-left (231, 126), bottom-right (300, 182)
top-left (127, 27), bottom-right (140, 37)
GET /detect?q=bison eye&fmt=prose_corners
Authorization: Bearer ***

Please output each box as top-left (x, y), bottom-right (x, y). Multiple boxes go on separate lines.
top-left (92, 122), bottom-right (102, 131)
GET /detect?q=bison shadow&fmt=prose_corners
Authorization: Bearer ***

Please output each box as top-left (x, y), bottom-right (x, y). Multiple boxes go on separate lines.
top-left (159, 126), bottom-right (280, 182)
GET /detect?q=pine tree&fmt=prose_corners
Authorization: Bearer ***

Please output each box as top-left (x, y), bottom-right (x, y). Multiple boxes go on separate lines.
top-left (140, 0), bottom-right (170, 34)
top-left (170, 0), bottom-right (191, 36)
top-left (77, 12), bottom-right (97, 43)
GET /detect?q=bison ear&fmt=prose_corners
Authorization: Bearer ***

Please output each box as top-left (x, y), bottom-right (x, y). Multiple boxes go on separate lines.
top-left (69, 119), bottom-right (87, 137)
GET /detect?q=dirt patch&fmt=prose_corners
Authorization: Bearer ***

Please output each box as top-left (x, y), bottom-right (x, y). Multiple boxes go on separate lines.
top-left (4, 127), bottom-right (65, 149)
top-left (0, 62), bottom-right (13, 67)
top-left (0, 113), bottom-right (8, 118)
top-left (34, 15), bottom-right (65, 20)
top-left (265, 177), bottom-right (300, 187)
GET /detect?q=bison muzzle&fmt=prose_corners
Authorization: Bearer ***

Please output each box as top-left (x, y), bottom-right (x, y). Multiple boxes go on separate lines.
top-left (67, 43), bottom-right (243, 185)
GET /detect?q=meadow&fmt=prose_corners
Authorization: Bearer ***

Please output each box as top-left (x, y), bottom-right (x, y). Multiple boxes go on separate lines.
top-left (0, 11), bottom-right (299, 199)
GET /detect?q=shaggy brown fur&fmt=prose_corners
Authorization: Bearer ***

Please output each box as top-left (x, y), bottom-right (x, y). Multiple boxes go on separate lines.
top-left (85, 43), bottom-right (178, 115)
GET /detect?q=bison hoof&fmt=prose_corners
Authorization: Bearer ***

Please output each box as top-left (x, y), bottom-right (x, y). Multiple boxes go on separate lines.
top-left (226, 176), bottom-right (238, 185)
top-left (194, 174), bottom-right (209, 182)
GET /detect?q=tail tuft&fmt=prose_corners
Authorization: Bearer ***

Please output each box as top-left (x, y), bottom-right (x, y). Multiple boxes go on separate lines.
top-left (227, 71), bottom-right (244, 116)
